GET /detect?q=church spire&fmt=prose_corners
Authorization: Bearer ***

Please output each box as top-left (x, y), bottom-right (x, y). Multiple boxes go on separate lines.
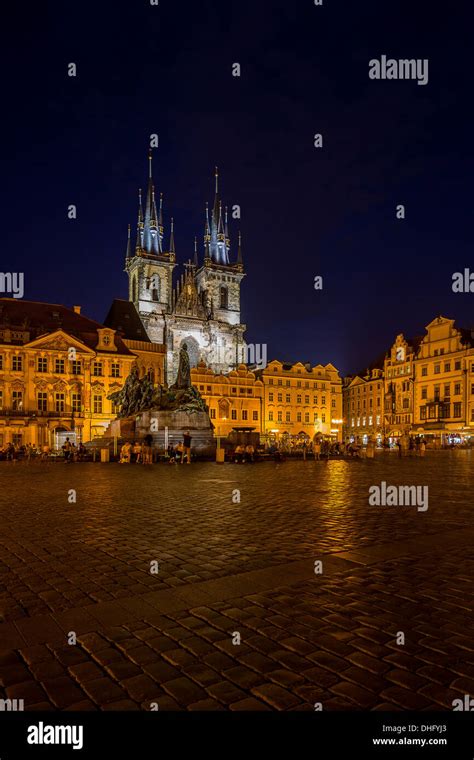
top-left (135, 189), bottom-right (144, 254)
top-left (237, 230), bottom-right (243, 266)
top-left (125, 224), bottom-right (131, 259)
top-left (169, 217), bottom-right (176, 255)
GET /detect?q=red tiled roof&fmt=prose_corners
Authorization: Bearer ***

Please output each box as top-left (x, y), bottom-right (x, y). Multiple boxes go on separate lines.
top-left (0, 298), bottom-right (134, 355)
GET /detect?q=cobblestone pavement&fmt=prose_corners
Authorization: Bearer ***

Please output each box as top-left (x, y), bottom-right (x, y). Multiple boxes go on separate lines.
top-left (0, 452), bottom-right (473, 710)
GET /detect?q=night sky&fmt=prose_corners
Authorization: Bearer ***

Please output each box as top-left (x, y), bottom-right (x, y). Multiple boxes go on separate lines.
top-left (4, 0), bottom-right (472, 375)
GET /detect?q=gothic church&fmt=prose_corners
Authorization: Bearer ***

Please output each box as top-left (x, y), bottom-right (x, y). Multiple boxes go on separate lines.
top-left (107, 151), bottom-right (246, 385)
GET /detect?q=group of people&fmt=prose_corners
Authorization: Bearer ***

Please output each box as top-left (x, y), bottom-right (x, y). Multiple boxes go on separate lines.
top-left (119, 431), bottom-right (193, 465)
top-left (233, 444), bottom-right (255, 463)
top-left (119, 434), bottom-right (154, 464)
top-left (61, 437), bottom-right (87, 462)
top-left (0, 440), bottom-right (88, 462)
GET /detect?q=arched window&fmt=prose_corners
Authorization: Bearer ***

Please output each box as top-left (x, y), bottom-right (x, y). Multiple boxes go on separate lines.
top-left (220, 286), bottom-right (228, 309)
top-left (150, 273), bottom-right (160, 302)
top-left (132, 276), bottom-right (137, 303)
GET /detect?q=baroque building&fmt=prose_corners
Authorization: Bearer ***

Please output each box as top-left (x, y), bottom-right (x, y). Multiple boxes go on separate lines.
top-left (258, 360), bottom-right (343, 442)
top-left (413, 316), bottom-right (474, 444)
top-left (343, 361), bottom-right (385, 444)
top-left (118, 152), bottom-right (246, 385)
top-left (0, 299), bottom-right (163, 447)
top-left (190, 360), bottom-right (263, 437)
top-left (383, 334), bottom-right (421, 441)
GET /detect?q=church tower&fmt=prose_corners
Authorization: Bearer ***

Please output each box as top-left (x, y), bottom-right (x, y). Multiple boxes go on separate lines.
top-left (124, 150), bottom-right (175, 343)
top-left (195, 168), bottom-right (245, 328)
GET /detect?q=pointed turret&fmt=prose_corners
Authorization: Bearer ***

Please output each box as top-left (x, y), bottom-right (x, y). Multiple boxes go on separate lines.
top-left (125, 224), bottom-right (131, 260)
top-left (169, 217), bottom-right (176, 256)
top-left (135, 189), bottom-right (144, 254)
top-left (237, 230), bottom-right (243, 267)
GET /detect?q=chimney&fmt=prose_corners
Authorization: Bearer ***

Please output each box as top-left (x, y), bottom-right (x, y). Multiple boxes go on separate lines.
top-left (73, 305), bottom-right (81, 314)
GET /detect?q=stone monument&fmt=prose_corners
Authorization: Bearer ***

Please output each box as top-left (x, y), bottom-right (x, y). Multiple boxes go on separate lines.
top-left (107, 344), bottom-right (215, 457)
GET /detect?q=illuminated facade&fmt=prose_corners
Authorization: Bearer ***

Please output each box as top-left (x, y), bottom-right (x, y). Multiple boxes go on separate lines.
top-left (0, 299), bottom-right (164, 447)
top-left (123, 153), bottom-right (246, 385)
top-left (190, 360), bottom-right (263, 437)
top-left (259, 360), bottom-right (343, 441)
top-left (412, 316), bottom-right (474, 444)
top-left (343, 365), bottom-right (385, 443)
top-left (384, 334), bottom-right (421, 440)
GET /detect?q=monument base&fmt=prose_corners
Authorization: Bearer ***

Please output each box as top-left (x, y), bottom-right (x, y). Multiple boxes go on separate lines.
top-left (136, 409), bottom-right (216, 457)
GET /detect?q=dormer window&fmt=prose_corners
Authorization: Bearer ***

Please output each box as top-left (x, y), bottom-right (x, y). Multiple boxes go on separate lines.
top-left (103, 335), bottom-right (110, 345)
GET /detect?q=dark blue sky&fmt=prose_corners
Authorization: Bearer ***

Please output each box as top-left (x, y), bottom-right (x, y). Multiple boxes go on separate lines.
top-left (3, 0), bottom-right (472, 374)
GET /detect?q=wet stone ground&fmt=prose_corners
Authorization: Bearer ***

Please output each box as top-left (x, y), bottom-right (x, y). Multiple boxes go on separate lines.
top-left (0, 451), bottom-right (473, 711)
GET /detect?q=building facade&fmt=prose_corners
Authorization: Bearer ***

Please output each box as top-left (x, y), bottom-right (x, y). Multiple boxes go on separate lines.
top-left (383, 334), bottom-right (421, 441)
top-left (343, 365), bottom-right (385, 444)
top-left (0, 299), bottom-right (164, 447)
top-left (190, 361), bottom-right (263, 437)
top-left (412, 316), bottom-right (474, 445)
top-left (259, 360), bottom-right (343, 442)
top-left (122, 153), bottom-right (246, 385)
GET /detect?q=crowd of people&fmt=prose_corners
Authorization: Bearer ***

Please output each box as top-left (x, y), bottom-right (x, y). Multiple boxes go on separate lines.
top-left (0, 438), bottom-right (88, 462)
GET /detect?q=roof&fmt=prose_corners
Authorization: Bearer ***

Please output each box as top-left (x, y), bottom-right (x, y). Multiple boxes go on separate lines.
top-left (103, 299), bottom-right (151, 342)
top-left (0, 298), bottom-right (133, 355)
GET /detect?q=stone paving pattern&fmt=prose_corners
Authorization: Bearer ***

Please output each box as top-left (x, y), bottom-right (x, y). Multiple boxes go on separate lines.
top-left (0, 452), bottom-right (473, 710)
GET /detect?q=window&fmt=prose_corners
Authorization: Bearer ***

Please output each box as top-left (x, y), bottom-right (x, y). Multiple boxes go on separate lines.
top-left (92, 362), bottom-right (103, 377)
top-left (37, 357), bottom-right (47, 373)
top-left (72, 393), bottom-right (81, 413)
top-left (403, 398), bottom-right (409, 409)
top-left (103, 334), bottom-right (111, 345)
top-left (277, 411), bottom-right (282, 422)
top-left (219, 287), bottom-right (228, 309)
top-left (231, 387), bottom-right (236, 394)
top-left (55, 393), bottom-right (65, 412)
top-left (12, 390), bottom-right (23, 410)
top-left (285, 412), bottom-right (290, 422)
top-left (277, 393), bottom-right (282, 402)
top-left (12, 355), bottom-right (23, 371)
top-left (231, 409), bottom-right (237, 420)
top-left (297, 412), bottom-right (301, 422)
top-left (242, 410), bottom-right (248, 420)
top-left (369, 415), bottom-right (373, 425)
top-left (321, 413), bottom-right (326, 423)
top-left (313, 396), bottom-right (318, 404)
top-left (351, 418), bottom-right (355, 427)
top-left (420, 406), bottom-right (427, 420)
top-left (269, 392), bottom-right (274, 402)
top-left (454, 383), bottom-right (461, 395)
top-left (286, 394), bottom-right (290, 403)
top-left (297, 395), bottom-right (301, 403)
top-left (252, 411), bottom-right (258, 421)
top-left (332, 399), bottom-right (336, 408)
top-left (269, 411), bottom-right (274, 421)
top-left (304, 412), bottom-right (309, 423)
top-left (55, 358), bottom-right (65, 374)
top-left (321, 396), bottom-right (326, 405)
top-left (37, 392), bottom-right (47, 412)
top-left (111, 363), bottom-right (120, 378)
top-left (297, 381), bottom-right (301, 388)
top-left (313, 412), bottom-right (318, 422)
top-left (434, 386), bottom-right (440, 402)
top-left (453, 402), bottom-right (462, 417)
top-left (434, 364), bottom-right (441, 374)
top-left (0, 390), bottom-right (3, 409)
top-left (421, 366), bottom-right (428, 376)
top-left (305, 395), bottom-right (309, 404)
top-left (444, 362), bottom-right (451, 373)
top-left (376, 415), bottom-right (381, 425)
top-left (455, 361), bottom-right (461, 370)
top-left (444, 384), bottom-right (450, 397)
top-left (0, 355), bottom-right (3, 370)
top-left (93, 394), bottom-right (103, 414)
top-left (472, 384), bottom-right (474, 395)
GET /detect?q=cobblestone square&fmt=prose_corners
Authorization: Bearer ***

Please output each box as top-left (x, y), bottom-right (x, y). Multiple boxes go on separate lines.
top-left (1, 452), bottom-right (473, 711)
